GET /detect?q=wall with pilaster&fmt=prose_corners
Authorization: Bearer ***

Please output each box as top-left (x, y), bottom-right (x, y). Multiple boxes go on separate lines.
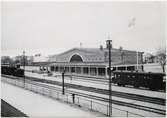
top-left (104, 50), bottom-right (143, 64)
top-left (49, 48), bottom-right (143, 65)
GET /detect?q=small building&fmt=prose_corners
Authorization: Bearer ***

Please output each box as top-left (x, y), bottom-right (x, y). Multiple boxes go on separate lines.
top-left (32, 54), bottom-right (50, 71)
top-left (47, 43), bottom-right (144, 77)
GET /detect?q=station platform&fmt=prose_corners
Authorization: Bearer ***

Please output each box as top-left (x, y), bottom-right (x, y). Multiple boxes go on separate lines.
top-left (1, 81), bottom-right (103, 117)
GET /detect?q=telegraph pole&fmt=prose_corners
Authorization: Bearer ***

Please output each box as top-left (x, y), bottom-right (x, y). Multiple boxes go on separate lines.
top-left (136, 51), bottom-right (139, 71)
top-left (106, 38), bottom-right (112, 116)
top-left (62, 69), bottom-right (65, 95)
top-left (23, 50), bottom-right (25, 88)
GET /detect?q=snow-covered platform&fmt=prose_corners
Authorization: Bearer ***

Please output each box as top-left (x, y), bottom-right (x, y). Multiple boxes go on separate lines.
top-left (1, 81), bottom-right (103, 117)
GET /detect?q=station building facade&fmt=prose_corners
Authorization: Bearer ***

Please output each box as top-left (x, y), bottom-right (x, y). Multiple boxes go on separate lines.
top-left (47, 45), bottom-right (144, 77)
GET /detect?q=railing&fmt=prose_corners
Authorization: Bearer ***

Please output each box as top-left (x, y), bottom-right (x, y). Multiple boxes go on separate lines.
top-left (1, 76), bottom-right (144, 117)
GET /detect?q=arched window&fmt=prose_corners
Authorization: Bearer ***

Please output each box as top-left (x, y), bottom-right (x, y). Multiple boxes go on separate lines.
top-left (70, 54), bottom-right (83, 62)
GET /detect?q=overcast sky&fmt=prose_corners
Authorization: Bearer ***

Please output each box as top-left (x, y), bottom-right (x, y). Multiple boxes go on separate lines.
top-left (1, 1), bottom-right (166, 57)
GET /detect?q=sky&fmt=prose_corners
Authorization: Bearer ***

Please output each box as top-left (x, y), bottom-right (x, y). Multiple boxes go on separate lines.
top-left (1, 1), bottom-right (166, 57)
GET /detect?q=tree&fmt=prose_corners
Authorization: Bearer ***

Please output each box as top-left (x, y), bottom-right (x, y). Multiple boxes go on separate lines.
top-left (1, 56), bottom-right (13, 65)
top-left (156, 48), bottom-right (166, 73)
top-left (14, 55), bottom-right (28, 66)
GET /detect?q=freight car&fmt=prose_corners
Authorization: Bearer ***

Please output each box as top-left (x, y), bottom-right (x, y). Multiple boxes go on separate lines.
top-left (1, 65), bottom-right (24, 77)
top-left (112, 71), bottom-right (166, 91)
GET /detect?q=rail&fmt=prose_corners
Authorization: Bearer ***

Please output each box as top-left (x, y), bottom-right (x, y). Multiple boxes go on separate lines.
top-left (1, 75), bottom-right (145, 117)
top-left (24, 74), bottom-right (166, 106)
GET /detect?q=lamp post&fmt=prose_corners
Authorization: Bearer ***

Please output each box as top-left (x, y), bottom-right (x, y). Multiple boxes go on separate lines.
top-left (136, 51), bottom-right (138, 71)
top-left (106, 39), bottom-right (112, 116)
top-left (62, 69), bottom-right (65, 95)
top-left (23, 50), bottom-right (25, 88)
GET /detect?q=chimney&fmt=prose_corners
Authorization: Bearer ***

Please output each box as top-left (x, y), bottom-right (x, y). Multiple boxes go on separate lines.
top-left (100, 45), bottom-right (103, 50)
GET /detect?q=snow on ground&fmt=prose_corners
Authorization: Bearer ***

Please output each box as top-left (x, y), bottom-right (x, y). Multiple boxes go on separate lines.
top-left (1, 81), bottom-right (104, 117)
top-left (10, 73), bottom-right (164, 117)
top-left (25, 71), bottom-right (166, 99)
top-left (68, 88), bottom-right (166, 111)
top-left (27, 79), bottom-right (165, 116)
top-left (2, 76), bottom-right (165, 117)
top-left (24, 78), bottom-right (165, 111)
top-left (21, 66), bottom-right (39, 71)
top-left (143, 63), bottom-right (165, 73)
top-left (2, 77), bottom-right (162, 117)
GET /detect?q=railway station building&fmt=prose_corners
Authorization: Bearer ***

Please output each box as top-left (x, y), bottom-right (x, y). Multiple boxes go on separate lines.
top-left (46, 43), bottom-right (144, 77)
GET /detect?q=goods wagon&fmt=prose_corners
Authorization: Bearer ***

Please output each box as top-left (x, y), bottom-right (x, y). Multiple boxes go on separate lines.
top-left (112, 71), bottom-right (165, 91)
top-left (1, 65), bottom-right (24, 77)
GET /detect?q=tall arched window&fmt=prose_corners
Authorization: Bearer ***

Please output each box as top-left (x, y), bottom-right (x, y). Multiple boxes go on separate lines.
top-left (70, 54), bottom-right (83, 62)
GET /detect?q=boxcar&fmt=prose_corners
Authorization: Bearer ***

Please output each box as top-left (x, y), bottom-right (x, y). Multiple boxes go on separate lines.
top-left (112, 71), bottom-right (165, 90)
top-left (1, 65), bottom-right (24, 77)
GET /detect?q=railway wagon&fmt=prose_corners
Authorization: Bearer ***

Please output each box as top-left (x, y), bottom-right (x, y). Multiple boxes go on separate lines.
top-left (1, 66), bottom-right (15, 75)
top-left (1, 65), bottom-right (24, 77)
top-left (13, 68), bottom-right (24, 77)
top-left (112, 71), bottom-right (166, 91)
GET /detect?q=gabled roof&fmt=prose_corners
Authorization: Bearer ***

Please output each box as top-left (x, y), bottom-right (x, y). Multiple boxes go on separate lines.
top-left (48, 47), bottom-right (144, 63)
top-left (57, 48), bottom-right (104, 56)
top-left (50, 47), bottom-right (143, 58)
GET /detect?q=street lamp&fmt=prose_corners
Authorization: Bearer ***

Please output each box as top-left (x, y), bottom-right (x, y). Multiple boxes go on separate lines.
top-left (23, 50), bottom-right (25, 88)
top-left (136, 51), bottom-right (139, 71)
top-left (106, 39), bottom-right (112, 116)
top-left (62, 69), bottom-right (65, 95)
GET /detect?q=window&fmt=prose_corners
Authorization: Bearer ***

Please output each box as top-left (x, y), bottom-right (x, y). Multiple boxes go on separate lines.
top-left (70, 54), bottom-right (83, 62)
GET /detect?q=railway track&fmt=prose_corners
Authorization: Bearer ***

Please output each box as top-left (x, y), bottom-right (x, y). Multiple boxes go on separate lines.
top-left (66, 74), bottom-right (165, 92)
top-left (26, 71), bottom-right (166, 92)
top-left (25, 75), bottom-right (166, 106)
top-left (38, 73), bottom-right (165, 92)
top-left (2, 75), bottom-right (165, 115)
top-left (25, 79), bottom-right (166, 115)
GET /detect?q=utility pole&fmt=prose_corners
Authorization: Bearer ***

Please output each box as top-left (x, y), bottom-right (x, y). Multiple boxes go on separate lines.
top-left (106, 38), bottom-right (112, 116)
top-left (23, 50), bottom-right (25, 88)
top-left (136, 51), bottom-right (138, 71)
top-left (62, 69), bottom-right (65, 95)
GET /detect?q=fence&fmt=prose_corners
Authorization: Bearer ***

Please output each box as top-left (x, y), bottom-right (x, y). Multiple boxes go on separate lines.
top-left (1, 75), bottom-right (144, 117)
